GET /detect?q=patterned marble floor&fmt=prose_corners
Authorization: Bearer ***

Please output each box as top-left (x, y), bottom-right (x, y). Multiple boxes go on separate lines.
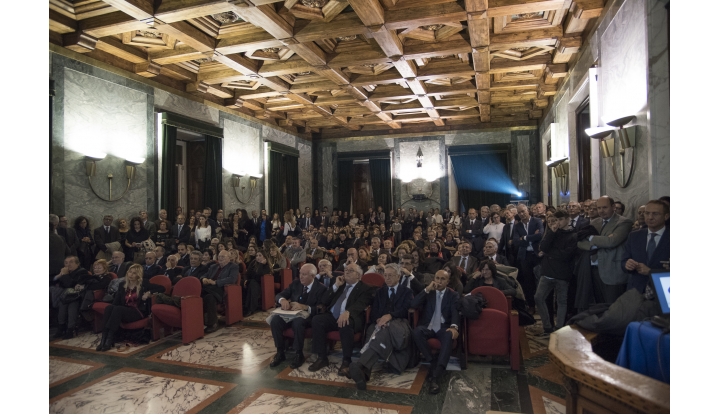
top-left (49, 357), bottom-right (104, 388)
top-left (49, 368), bottom-right (234, 414)
top-left (242, 311), bottom-right (271, 324)
top-left (231, 388), bottom-right (413, 414)
top-left (148, 326), bottom-right (275, 373)
top-left (277, 350), bottom-right (427, 394)
top-left (51, 330), bottom-right (173, 357)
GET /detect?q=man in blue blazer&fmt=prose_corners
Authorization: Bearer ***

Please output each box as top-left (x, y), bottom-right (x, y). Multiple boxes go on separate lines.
top-left (269, 263), bottom-right (327, 369)
top-left (411, 269), bottom-right (460, 394)
top-left (621, 200), bottom-right (670, 293)
top-left (512, 204), bottom-right (544, 312)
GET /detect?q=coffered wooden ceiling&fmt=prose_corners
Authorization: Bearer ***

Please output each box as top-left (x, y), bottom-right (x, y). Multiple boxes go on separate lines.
top-left (49, 0), bottom-right (605, 138)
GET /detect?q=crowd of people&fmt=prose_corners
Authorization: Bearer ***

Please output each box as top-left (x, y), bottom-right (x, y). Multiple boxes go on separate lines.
top-left (49, 195), bottom-right (669, 389)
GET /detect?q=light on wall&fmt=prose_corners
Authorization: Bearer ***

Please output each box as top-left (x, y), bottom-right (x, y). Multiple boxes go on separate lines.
top-left (586, 114), bottom-right (637, 188)
top-left (232, 172), bottom-right (263, 204)
top-left (85, 154), bottom-right (144, 202)
top-left (416, 147), bottom-right (423, 168)
top-left (547, 157), bottom-right (569, 195)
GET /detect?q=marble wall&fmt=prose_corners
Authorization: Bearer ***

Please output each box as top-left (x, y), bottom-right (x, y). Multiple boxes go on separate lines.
top-left (315, 128), bottom-right (538, 213)
top-left (537, 0), bottom-right (669, 216)
top-left (52, 51), bottom-right (310, 227)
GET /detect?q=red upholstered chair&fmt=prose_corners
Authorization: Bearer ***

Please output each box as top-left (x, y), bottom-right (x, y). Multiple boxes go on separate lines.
top-left (361, 273), bottom-right (385, 287)
top-left (410, 288), bottom-right (467, 370)
top-left (91, 275), bottom-right (171, 333)
top-left (151, 277), bottom-right (204, 344)
top-left (466, 286), bottom-right (520, 371)
top-left (91, 273), bottom-right (118, 332)
top-left (217, 279), bottom-right (243, 326)
top-left (260, 259), bottom-right (292, 311)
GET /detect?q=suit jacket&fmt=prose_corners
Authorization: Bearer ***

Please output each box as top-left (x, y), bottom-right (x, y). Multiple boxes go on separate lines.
top-left (411, 288), bottom-right (460, 330)
top-left (570, 216), bottom-right (590, 231)
top-left (177, 253), bottom-right (190, 267)
top-left (93, 225), bottom-right (121, 252)
top-left (478, 254), bottom-right (509, 266)
top-left (109, 261), bottom-right (132, 279)
top-left (577, 214), bottom-right (633, 285)
top-left (448, 255), bottom-right (479, 274)
top-left (58, 227), bottom-right (80, 253)
top-left (142, 264), bottom-right (163, 280)
top-left (276, 279), bottom-right (327, 319)
top-left (461, 218), bottom-right (485, 240)
top-left (182, 264), bottom-right (208, 278)
top-left (171, 223), bottom-right (191, 244)
top-left (322, 280), bottom-right (376, 332)
top-left (202, 262), bottom-right (240, 288)
top-left (369, 284), bottom-right (413, 322)
top-left (50, 233), bottom-right (71, 276)
top-left (621, 227), bottom-right (670, 290)
top-left (313, 216), bottom-right (329, 229)
top-left (299, 217), bottom-right (313, 230)
top-left (499, 221), bottom-right (516, 257)
top-left (143, 220), bottom-right (157, 239)
top-left (399, 273), bottom-right (425, 296)
top-left (305, 247), bottom-right (325, 261)
top-left (512, 217), bottom-right (545, 260)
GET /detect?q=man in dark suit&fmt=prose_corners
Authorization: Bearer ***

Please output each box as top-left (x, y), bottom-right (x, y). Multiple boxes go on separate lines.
top-left (140, 210), bottom-right (157, 240)
top-left (249, 210), bottom-right (260, 238)
top-left (305, 238), bottom-right (325, 263)
top-left (399, 254), bottom-right (425, 295)
top-left (269, 263), bottom-right (328, 369)
top-left (108, 251), bottom-right (132, 279)
top-left (93, 215), bottom-right (121, 255)
top-left (461, 208), bottom-right (485, 255)
top-left (368, 237), bottom-right (382, 265)
top-left (512, 204), bottom-right (544, 312)
top-left (141, 252), bottom-right (162, 280)
top-left (300, 212), bottom-right (313, 231)
top-left (621, 200), bottom-right (670, 293)
top-left (348, 263), bottom-right (413, 390)
top-left (153, 246), bottom-right (168, 272)
top-left (478, 240), bottom-right (509, 266)
top-left (568, 201), bottom-right (590, 231)
top-left (57, 215), bottom-right (80, 254)
top-left (181, 251), bottom-right (208, 278)
top-left (176, 243), bottom-right (190, 267)
top-left (313, 212), bottom-right (329, 229)
top-left (308, 263), bottom-right (376, 373)
top-left (200, 250), bottom-right (239, 333)
top-left (171, 214), bottom-right (191, 249)
top-left (411, 269), bottom-right (460, 394)
top-left (447, 242), bottom-right (478, 286)
top-left (335, 248), bottom-right (368, 273)
top-left (499, 207), bottom-right (518, 264)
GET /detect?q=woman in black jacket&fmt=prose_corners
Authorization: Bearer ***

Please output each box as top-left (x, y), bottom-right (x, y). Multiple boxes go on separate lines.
top-left (96, 264), bottom-right (164, 351)
top-left (73, 216), bottom-right (94, 269)
top-left (52, 256), bottom-right (89, 339)
top-left (124, 217), bottom-right (149, 263)
top-left (243, 250), bottom-right (272, 315)
top-left (463, 260), bottom-right (516, 297)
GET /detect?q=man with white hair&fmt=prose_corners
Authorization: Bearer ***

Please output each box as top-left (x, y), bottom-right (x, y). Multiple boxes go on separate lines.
top-left (478, 240), bottom-right (509, 266)
top-left (269, 263), bottom-right (327, 369)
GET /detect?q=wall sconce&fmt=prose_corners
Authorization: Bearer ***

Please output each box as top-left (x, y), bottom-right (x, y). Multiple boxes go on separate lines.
top-left (552, 162), bottom-right (570, 195)
top-left (585, 126), bottom-right (616, 157)
top-left (603, 115), bottom-right (637, 188)
top-left (85, 154), bottom-right (144, 202)
top-left (416, 147), bottom-right (423, 168)
top-left (232, 172), bottom-right (263, 204)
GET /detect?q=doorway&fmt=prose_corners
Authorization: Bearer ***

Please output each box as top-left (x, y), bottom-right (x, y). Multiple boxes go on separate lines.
top-left (351, 161), bottom-right (374, 215)
top-left (576, 100), bottom-right (592, 201)
top-left (176, 129), bottom-right (206, 215)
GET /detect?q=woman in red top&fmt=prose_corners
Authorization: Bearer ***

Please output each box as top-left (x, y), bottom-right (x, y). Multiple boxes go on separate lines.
top-left (96, 264), bottom-right (164, 351)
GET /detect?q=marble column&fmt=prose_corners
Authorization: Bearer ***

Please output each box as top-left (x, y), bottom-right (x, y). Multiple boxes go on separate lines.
top-left (646, 0), bottom-right (670, 199)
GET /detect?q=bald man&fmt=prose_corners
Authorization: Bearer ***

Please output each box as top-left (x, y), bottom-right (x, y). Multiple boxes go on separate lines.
top-left (200, 251), bottom-right (239, 333)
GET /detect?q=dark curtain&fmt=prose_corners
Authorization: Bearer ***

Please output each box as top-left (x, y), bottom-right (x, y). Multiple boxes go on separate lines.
top-left (450, 153), bottom-right (511, 211)
top-left (369, 159), bottom-right (392, 213)
top-left (338, 160), bottom-right (353, 213)
top-left (203, 135), bottom-right (223, 213)
top-left (160, 125), bottom-right (178, 219)
top-left (285, 155), bottom-right (299, 212)
top-left (268, 150), bottom-right (285, 217)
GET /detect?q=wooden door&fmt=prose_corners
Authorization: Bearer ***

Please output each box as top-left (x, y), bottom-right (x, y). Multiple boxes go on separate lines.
top-left (186, 141), bottom-right (205, 212)
top-left (352, 163), bottom-right (374, 215)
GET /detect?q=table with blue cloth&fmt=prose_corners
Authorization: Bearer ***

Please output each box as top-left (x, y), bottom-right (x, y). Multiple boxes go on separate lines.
top-left (615, 321), bottom-right (670, 383)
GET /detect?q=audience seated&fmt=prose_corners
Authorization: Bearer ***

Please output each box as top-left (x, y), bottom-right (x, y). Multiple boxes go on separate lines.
top-left (199, 250), bottom-right (239, 333)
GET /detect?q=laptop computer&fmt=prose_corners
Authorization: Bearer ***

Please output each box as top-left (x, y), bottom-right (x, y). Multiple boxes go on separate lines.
top-left (650, 271), bottom-right (670, 328)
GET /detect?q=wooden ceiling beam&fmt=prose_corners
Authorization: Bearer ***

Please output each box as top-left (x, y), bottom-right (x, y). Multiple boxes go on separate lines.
top-left (347, 0), bottom-right (385, 26)
top-left (487, 0), bottom-right (571, 18)
top-left (490, 79), bottom-right (539, 90)
top-left (290, 80), bottom-right (340, 93)
top-left (78, 11), bottom-right (149, 37)
top-left (157, 21), bottom-right (216, 52)
top-left (259, 56), bottom-right (315, 77)
top-left (100, 0), bottom-right (153, 21)
top-left (155, 0), bottom-right (236, 23)
top-left (260, 76), bottom-right (291, 92)
top-left (231, 3), bottom-right (294, 39)
top-left (489, 54), bottom-right (552, 73)
top-left (212, 52), bottom-right (260, 76)
top-left (293, 13), bottom-right (368, 43)
top-left (160, 64), bottom-right (197, 82)
top-left (215, 31), bottom-right (284, 54)
top-left (384, 2), bottom-right (468, 30)
top-left (50, 9), bottom-right (78, 34)
top-left (95, 36), bottom-right (148, 63)
top-left (149, 46), bottom-right (211, 65)
top-left (489, 26), bottom-right (564, 49)
top-left (370, 26), bottom-right (404, 57)
top-left (403, 39), bottom-right (472, 61)
top-left (313, 67), bottom-right (351, 85)
top-left (62, 32), bottom-right (98, 53)
top-left (283, 41), bottom-right (328, 66)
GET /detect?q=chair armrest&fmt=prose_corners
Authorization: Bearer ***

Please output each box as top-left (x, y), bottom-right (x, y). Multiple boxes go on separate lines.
top-left (506, 295), bottom-right (513, 314)
top-left (93, 289), bottom-right (105, 301)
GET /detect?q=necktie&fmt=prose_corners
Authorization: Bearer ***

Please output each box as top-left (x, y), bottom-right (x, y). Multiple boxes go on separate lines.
top-left (601, 220), bottom-right (609, 232)
top-left (190, 267), bottom-right (195, 274)
top-left (471, 220), bottom-right (474, 226)
top-left (331, 284), bottom-right (352, 319)
top-left (389, 287), bottom-right (395, 303)
top-left (301, 285), bottom-right (309, 301)
top-left (179, 224), bottom-right (183, 233)
top-left (571, 218), bottom-right (576, 228)
top-left (460, 256), bottom-right (467, 271)
top-left (105, 226), bottom-right (109, 234)
top-left (324, 276), bottom-right (331, 287)
top-left (429, 291), bottom-right (443, 332)
top-left (647, 233), bottom-right (658, 261)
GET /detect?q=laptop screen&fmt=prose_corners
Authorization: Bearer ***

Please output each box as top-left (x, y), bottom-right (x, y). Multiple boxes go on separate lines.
top-left (651, 271), bottom-right (670, 315)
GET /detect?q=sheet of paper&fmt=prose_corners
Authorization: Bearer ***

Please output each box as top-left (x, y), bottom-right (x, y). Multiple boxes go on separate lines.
top-left (273, 307), bottom-right (302, 315)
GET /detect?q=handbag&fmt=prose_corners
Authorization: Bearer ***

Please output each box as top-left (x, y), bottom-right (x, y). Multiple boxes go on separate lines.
top-left (60, 288), bottom-right (81, 304)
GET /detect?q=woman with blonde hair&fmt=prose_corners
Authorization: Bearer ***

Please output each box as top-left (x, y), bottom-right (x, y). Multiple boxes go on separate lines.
top-left (283, 211), bottom-right (297, 237)
top-left (195, 215), bottom-right (212, 250)
top-left (96, 264), bottom-right (164, 352)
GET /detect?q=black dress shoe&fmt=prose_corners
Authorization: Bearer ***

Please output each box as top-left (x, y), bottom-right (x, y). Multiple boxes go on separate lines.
top-left (204, 323), bottom-right (219, 333)
top-left (290, 354), bottom-right (305, 369)
top-left (307, 357), bottom-right (329, 372)
top-left (428, 378), bottom-right (441, 394)
top-left (337, 359), bottom-right (351, 378)
top-left (269, 354), bottom-right (286, 368)
top-left (349, 362), bottom-right (370, 390)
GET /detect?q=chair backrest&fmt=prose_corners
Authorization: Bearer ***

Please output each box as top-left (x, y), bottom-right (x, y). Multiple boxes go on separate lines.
top-left (237, 261), bottom-right (247, 275)
top-left (471, 286), bottom-right (508, 313)
top-left (285, 257), bottom-right (291, 269)
top-left (149, 275), bottom-right (172, 294)
top-left (109, 272), bottom-right (118, 280)
top-left (172, 276), bottom-right (201, 297)
top-left (361, 273), bottom-right (385, 287)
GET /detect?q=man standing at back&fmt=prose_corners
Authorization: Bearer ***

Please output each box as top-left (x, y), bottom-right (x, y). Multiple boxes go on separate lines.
top-left (140, 210), bottom-right (156, 240)
top-left (512, 205), bottom-right (544, 313)
top-left (577, 196), bottom-right (633, 304)
top-left (622, 200), bottom-right (670, 293)
top-left (93, 215), bottom-right (120, 256)
top-left (461, 208), bottom-right (484, 255)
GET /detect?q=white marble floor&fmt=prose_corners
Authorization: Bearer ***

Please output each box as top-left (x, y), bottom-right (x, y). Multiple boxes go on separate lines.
top-left (242, 311), bottom-right (271, 324)
top-left (49, 369), bottom-right (233, 414)
top-left (49, 357), bottom-right (102, 387)
top-left (232, 389), bottom-right (411, 414)
top-left (279, 351), bottom-right (426, 394)
top-left (51, 330), bottom-right (172, 356)
top-left (152, 326), bottom-right (275, 373)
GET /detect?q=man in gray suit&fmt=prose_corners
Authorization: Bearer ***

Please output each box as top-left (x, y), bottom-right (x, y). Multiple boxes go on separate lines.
top-left (577, 196), bottom-right (633, 304)
top-left (140, 210), bottom-right (157, 240)
top-left (200, 250), bottom-right (239, 333)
